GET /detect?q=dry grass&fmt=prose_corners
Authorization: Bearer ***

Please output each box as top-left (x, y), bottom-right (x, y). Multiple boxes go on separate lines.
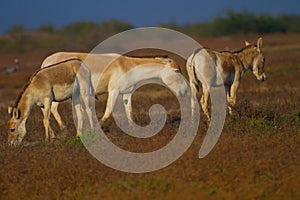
top-left (0, 33), bottom-right (299, 200)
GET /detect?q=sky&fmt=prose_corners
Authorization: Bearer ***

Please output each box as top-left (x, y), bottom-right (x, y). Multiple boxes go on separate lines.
top-left (0, 0), bottom-right (299, 34)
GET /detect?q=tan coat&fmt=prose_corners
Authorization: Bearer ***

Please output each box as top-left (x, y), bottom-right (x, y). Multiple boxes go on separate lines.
top-left (187, 38), bottom-right (266, 121)
top-left (8, 59), bottom-right (93, 145)
top-left (41, 52), bottom-right (187, 126)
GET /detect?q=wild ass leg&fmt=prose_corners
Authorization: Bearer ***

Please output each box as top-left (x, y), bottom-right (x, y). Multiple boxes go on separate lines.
top-left (74, 62), bottom-right (94, 136)
top-left (74, 103), bottom-right (83, 136)
top-left (225, 85), bottom-right (233, 115)
top-left (123, 93), bottom-right (133, 125)
top-left (190, 82), bottom-right (198, 121)
top-left (50, 102), bottom-right (66, 130)
top-left (80, 88), bottom-right (94, 131)
top-left (227, 81), bottom-right (239, 115)
top-left (73, 86), bottom-right (94, 137)
top-left (74, 103), bottom-right (93, 136)
top-left (200, 85), bottom-right (210, 122)
top-left (41, 98), bottom-right (55, 141)
top-left (101, 89), bottom-right (119, 123)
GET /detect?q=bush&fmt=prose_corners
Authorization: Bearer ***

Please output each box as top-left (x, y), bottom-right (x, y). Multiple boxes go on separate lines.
top-left (201, 11), bottom-right (293, 36)
top-left (163, 11), bottom-right (300, 37)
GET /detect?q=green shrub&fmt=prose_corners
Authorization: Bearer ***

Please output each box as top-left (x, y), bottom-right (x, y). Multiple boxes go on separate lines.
top-left (279, 110), bottom-right (300, 128)
top-left (66, 136), bottom-right (82, 146)
top-left (249, 117), bottom-right (274, 129)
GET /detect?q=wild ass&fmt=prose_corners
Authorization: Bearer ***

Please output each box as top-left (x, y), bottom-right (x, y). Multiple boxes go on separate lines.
top-left (187, 38), bottom-right (266, 121)
top-left (41, 52), bottom-right (188, 127)
top-left (7, 58), bottom-right (93, 146)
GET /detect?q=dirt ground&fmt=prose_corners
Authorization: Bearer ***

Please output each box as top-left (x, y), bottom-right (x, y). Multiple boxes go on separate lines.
top-left (0, 34), bottom-right (299, 200)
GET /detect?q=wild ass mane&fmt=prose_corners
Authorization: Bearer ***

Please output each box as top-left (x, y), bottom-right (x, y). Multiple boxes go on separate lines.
top-left (217, 44), bottom-right (258, 54)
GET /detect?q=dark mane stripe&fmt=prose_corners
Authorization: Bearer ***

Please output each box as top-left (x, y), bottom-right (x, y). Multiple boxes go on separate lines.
top-left (218, 44), bottom-right (257, 54)
top-left (14, 58), bottom-right (82, 107)
top-left (42, 57), bottom-right (82, 68)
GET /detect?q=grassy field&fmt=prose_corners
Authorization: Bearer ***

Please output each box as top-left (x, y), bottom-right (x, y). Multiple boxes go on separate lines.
top-left (0, 33), bottom-right (299, 200)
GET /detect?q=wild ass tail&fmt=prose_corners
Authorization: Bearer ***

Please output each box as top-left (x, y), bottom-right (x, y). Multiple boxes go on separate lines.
top-left (187, 48), bottom-right (203, 90)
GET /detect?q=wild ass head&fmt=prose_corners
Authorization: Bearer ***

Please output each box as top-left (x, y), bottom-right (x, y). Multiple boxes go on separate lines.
top-left (156, 57), bottom-right (188, 97)
top-left (7, 106), bottom-right (26, 146)
top-left (245, 38), bottom-right (266, 81)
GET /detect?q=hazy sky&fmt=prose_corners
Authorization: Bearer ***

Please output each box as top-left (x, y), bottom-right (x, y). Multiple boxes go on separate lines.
top-left (0, 0), bottom-right (299, 34)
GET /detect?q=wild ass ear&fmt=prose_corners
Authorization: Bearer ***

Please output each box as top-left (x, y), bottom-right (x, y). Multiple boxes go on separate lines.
top-left (8, 106), bottom-right (19, 118)
top-left (257, 37), bottom-right (263, 52)
top-left (155, 57), bottom-right (163, 62)
top-left (155, 57), bottom-right (171, 64)
top-left (11, 107), bottom-right (20, 119)
top-left (245, 40), bottom-right (251, 46)
top-left (8, 106), bottom-right (13, 115)
top-left (163, 58), bottom-right (172, 64)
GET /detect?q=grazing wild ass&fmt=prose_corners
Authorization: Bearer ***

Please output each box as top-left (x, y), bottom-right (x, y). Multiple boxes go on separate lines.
top-left (187, 38), bottom-right (266, 121)
top-left (7, 58), bottom-right (93, 146)
top-left (41, 52), bottom-right (188, 126)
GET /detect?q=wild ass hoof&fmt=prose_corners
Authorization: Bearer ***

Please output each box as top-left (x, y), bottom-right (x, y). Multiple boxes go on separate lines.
top-left (99, 119), bottom-right (106, 127)
top-left (49, 137), bottom-right (57, 143)
top-left (76, 131), bottom-right (82, 137)
top-left (60, 124), bottom-right (67, 131)
top-left (204, 119), bottom-right (211, 127)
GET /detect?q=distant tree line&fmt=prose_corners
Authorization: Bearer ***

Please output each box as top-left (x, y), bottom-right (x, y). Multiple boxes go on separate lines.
top-left (0, 20), bottom-right (134, 53)
top-left (0, 12), bottom-right (299, 53)
top-left (161, 11), bottom-right (300, 37)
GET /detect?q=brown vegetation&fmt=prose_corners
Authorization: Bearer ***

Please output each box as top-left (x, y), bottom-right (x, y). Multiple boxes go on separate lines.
top-left (0, 33), bottom-right (299, 199)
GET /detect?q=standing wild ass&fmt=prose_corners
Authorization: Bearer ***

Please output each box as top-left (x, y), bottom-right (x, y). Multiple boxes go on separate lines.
top-left (187, 38), bottom-right (266, 121)
top-left (7, 58), bottom-right (93, 146)
top-left (41, 52), bottom-right (188, 127)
